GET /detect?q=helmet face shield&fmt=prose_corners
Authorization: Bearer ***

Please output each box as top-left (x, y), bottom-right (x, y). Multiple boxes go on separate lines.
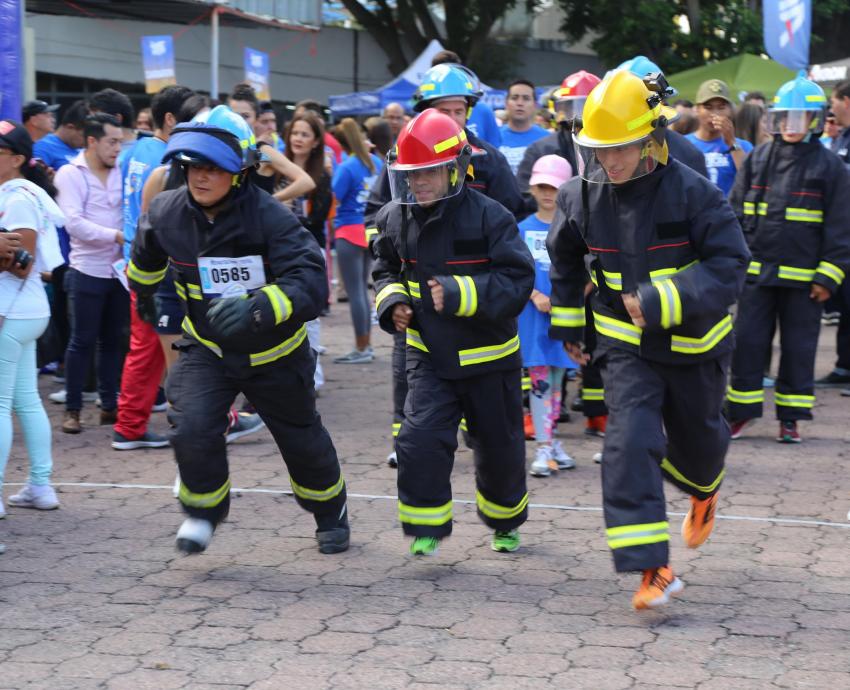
top-left (765, 108), bottom-right (825, 136)
top-left (388, 159), bottom-right (468, 205)
top-left (573, 134), bottom-right (668, 184)
top-left (553, 96), bottom-right (587, 123)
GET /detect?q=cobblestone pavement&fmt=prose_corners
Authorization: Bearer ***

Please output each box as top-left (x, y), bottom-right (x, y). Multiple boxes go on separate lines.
top-left (1, 307), bottom-right (849, 690)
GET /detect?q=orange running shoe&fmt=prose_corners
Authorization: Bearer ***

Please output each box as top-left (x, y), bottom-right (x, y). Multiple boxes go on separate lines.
top-left (681, 493), bottom-right (719, 549)
top-left (524, 412), bottom-right (535, 440)
top-left (584, 415), bottom-right (607, 437)
top-left (632, 565), bottom-right (683, 610)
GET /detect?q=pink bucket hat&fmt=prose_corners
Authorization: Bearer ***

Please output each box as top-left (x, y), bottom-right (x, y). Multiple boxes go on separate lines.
top-left (529, 154), bottom-right (572, 189)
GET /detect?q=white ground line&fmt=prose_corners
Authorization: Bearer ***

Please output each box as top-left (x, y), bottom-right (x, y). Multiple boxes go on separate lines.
top-left (17, 481), bottom-right (850, 530)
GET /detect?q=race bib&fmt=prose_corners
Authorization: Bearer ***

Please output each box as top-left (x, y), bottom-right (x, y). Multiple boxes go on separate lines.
top-left (525, 230), bottom-right (550, 265)
top-left (197, 255), bottom-right (266, 298)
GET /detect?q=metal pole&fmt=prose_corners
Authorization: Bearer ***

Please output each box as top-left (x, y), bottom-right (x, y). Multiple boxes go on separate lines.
top-left (210, 7), bottom-right (219, 99)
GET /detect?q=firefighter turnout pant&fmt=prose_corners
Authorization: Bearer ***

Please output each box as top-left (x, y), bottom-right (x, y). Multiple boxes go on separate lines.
top-left (600, 348), bottom-right (729, 572)
top-left (395, 355), bottom-right (528, 538)
top-left (166, 341), bottom-right (345, 525)
top-left (727, 284), bottom-right (822, 422)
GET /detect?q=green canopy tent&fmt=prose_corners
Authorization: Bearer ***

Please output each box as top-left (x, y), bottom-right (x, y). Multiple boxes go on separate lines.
top-left (666, 54), bottom-right (796, 103)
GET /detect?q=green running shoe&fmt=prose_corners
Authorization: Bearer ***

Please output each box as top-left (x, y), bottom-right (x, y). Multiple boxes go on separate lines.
top-left (409, 536), bottom-right (440, 556)
top-left (492, 529), bottom-right (520, 553)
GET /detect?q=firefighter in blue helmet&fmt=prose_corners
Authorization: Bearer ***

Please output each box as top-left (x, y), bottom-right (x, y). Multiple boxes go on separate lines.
top-left (727, 73), bottom-right (850, 442)
top-left (127, 106), bottom-right (349, 555)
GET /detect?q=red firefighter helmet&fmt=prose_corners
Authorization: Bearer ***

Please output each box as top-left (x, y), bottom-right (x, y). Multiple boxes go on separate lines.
top-left (388, 109), bottom-right (472, 205)
top-left (549, 70), bottom-right (602, 123)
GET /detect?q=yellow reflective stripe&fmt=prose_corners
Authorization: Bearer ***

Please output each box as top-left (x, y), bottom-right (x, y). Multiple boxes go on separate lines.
top-left (182, 317), bottom-right (223, 357)
top-left (290, 474), bottom-right (344, 502)
top-left (660, 458), bottom-right (725, 493)
top-left (593, 311), bottom-right (642, 346)
top-left (406, 327), bottom-right (429, 352)
top-left (458, 335), bottom-right (519, 367)
top-left (179, 479), bottom-right (231, 509)
top-left (626, 103), bottom-right (661, 132)
top-left (249, 324), bottom-right (307, 366)
top-left (127, 260), bottom-right (167, 286)
top-left (434, 135), bottom-right (460, 154)
top-left (521, 376), bottom-right (531, 392)
top-left (452, 275), bottom-right (477, 317)
top-left (459, 417), bottom-right (468, 432)
top-left (654, 278), bottom-right (682, 329)
top-left (785, 207), bottom-right (823, 223)
top-left (175, 282), bottom-right (187, 300)
top-left (476, 490), bottom-right (528, 520)
top-left (186, 283), bottom-right (203, 300)
top-left (407, 280), bottom-right (421, 299)
top-left (376, 282), bottom-right (408, 310)
top-left (590, 270), bottom-right (598, 287)
top-left (725, 386), bottom-right (765, 404)
top-left (260, 285), bottom-right (293, 325)
top-left (743, 201), bottom-right (767, 216)
top-left (392, 422), bottom-right (401, 437)
top-left (602, 270), bottom-right (622, 291)
top-left (816, 261), bottom-right (845, 285)
top-left (649, 260), bottom-right (698, 283)
top-left (551, 306), bottom-right (586, 328)
top-left (777, 265), bottom-right (816, 282)
top-left (806, 94), bottom-right (827, 102)
top-left (606, 521), bottom-right (669, 550)
top-left (670, 315), bottom-right (732, 354)
top-left (365, 227), bottom-right (378, 240)
top-left (747, 261), bottom-right (762, 276)
top-left (419, 83), bottom-right (436, 92)
top-left (774, 393), bottom-right (815, 408)
top-left (582, 387), bottom-right (604, 401)
top-left (398, 500), bottom-right (452, 526)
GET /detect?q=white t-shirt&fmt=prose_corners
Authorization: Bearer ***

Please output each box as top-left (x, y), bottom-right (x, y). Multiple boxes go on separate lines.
top-left (0, 186), bottom-right (58, 319)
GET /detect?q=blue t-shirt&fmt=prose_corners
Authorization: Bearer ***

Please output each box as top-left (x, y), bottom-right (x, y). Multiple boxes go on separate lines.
top-left (331, 153), bottom-right (383, 228)
top-left (499, 125), bottom-right (549, 175)
top-left (467, 102), bottom-right (501, 147)
top-left (121, 136), bottom-right (167, 261)
top-left (685, 134), bottom-right (753, 196)
top-left (517, 214), bottom-right (574, 369)
top-left (33, 133), bottom-right (79, 171)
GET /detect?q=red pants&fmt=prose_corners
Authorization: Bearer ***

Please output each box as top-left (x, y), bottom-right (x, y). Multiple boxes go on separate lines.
top-left (114, 291), bottom-right (165, 439)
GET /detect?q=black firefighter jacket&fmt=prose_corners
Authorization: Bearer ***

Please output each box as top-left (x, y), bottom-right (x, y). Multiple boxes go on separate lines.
top-left (728, 138), bottom-right (850, 294)
top-left (372, 186), bottom-right (535, 379)
top-left (547, 159), bottom-right (750, 365)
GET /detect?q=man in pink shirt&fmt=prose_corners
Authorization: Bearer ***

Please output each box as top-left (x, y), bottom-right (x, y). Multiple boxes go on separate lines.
top-left (54, 114), bottom-right (127, 434)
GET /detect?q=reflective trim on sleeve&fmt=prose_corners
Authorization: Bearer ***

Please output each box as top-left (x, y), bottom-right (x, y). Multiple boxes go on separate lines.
top-left (260, 285), bottom-right (293, 325)
top-left (179, 478), bottom-right (231, 509)
top-left (816, 261), bottom-right (845, 286)
top-left (582, 387), bottom-right (605, 402)
top-left (593, 312), bottom-right (642, 346)
top-left (725, 386), bottom-right (765, 405)
top-left (248, 324), bottom-right (307, 366)
top-left (392, 422), bottom-right (401, 438)
top-left (290, 474), bottom-right (345, 502)
top-left (551, 306), bottom-right (586, 328)
top-left (376, 282), bottom-right (409, 311)
top-left (398, 499), bottom-right (452, 526)
top-left (670, 315), bottom-right (732, 354)
top-left (743, 201), bottom-right (767, 216)
top-left (777, 265), bottom-right (816, 282)
top-left (365, 227), bottom-right (378, 240)
top-left (407, 280), bottom-right (421, 299)
top-left (774, 392), bottom-right (815, 409)
top-left (785, 207), bottom-right (823, 223)
top-left (127, 260), bottom-right (167, 286)
top-left (601, 270), bottom-right (622, 291)
top-left (459, 417), bottom-right (468, 432)
top-left (654, 278), bottom-right (682, 330)
top-left (406, 327), bottom-right (429, 353)
top-left (458, 335), bottom-right (520, 367)
top-left (747, 261), bottom-right (762, 276)
top-left (452, 275), bottom-right (478, 317)
top-left (660, 458), bottom-right (725, 493)
top-left (186, 283), bottom-right (203, 300)
top-left (174, 282), bottom-right (187, 300)
top-left (606, 521), bottom-right (669, 550)
top-left (649, 260), bottom-right (699, 283)
top-left (476, 491), bottom-right (529, 520)
top-left (521, 376), bottom-right (531, 392)
top-left (182, 317), bottom-right (223, 357)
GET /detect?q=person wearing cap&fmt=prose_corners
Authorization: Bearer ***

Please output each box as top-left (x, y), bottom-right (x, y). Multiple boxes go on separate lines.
top-left (372, 109), bottom-right (535, 556)
top-left (33, 100), bottom-right (88, 172)
top-left (686, 79), bottom-right (753, 195)
top-left (726, 74), bottom-right (850, 443)
top-left (547, 70), bottom-right (749, 609)
top-left (518, 155), bottom-right (577, 477)
top-left (128, 105), bottom-right (349, 556)
top-left (22, 101), bottom-right (59, 144)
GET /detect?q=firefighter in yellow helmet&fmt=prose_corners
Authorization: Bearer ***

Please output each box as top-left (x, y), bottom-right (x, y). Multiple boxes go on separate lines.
top-left (546, 70), bottom-right (750, 609)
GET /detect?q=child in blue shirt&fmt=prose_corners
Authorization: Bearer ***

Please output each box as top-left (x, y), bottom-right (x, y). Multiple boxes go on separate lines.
top-left (518, 154), bottom-right (576, 477)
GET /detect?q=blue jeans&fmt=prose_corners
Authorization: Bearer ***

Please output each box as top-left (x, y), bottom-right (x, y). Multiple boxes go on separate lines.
top-left (64, 269), bottom-right (129, 411)
top-left (0, 316), bottom-right (53, 487)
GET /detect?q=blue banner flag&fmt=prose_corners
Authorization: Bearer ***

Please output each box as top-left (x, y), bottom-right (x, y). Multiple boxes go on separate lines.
top-left (0, 0), bottom-right (22, 121)
top-left (244, 48), bottom-right (270, 101)
top-left (763, 0), bottom-right (811, 71)
top-left (141, 35), bottom-right (177, 94)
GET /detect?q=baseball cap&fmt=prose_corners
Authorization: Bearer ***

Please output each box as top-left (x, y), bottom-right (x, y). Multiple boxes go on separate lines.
top-left (22, 100), bottom-right (60, 122)
top-left (695, 79), bottom-right (733, 106)
top-left (529, 154), bottom-right (572, 189)
top-left (0, 120), bottom-right (34, 161)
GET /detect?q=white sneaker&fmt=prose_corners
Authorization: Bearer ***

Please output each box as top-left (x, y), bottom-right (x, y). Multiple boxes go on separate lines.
top-left (0, 497), bottom-right (5, 519)
top-left (48, 389), bottom-right (99, 404)
top-left (530, 445), bottom-right (557, 477)
top-left (593, 451), bottom-right (603, 464)
top-left (8, 484), bottom-right (60, 510)
top-left (172, 472), bottom-right (181, 498)
top-left (176, 518), bottom-right (214, 554)
top-left (551, 440), bottom-right (576, 470)
top-left (386, 450), bottom-right (398, 468)
top-left (333, 348), bottom-right (375, 364)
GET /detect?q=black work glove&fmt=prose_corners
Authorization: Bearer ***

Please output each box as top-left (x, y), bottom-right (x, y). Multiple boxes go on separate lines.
top-left (136, 293), bottom-right (159, 325)
top-left (207, 296), bottom-right (257, 337)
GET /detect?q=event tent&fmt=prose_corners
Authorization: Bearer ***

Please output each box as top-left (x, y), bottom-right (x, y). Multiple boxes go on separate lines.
top-left (666, 54), bottom-right (795, 103)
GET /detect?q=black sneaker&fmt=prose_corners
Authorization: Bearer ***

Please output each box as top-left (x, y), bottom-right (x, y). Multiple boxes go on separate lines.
top-left (315, 504), bottom-right (350, 554)
top-left (815, 371), bottom-right (850, 386)
top-left (112, 430), bottom-right (170, 450)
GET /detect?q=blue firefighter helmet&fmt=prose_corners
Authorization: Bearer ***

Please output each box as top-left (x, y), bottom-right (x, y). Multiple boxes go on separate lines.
top-left (766, 71), bottom-right (827, 136)
top-left (162, 105), bottom-right (259, 173)
top-left (412, 64), bottom-right (483, 113)
top-left (615, 55), bottom-right (680, 123)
